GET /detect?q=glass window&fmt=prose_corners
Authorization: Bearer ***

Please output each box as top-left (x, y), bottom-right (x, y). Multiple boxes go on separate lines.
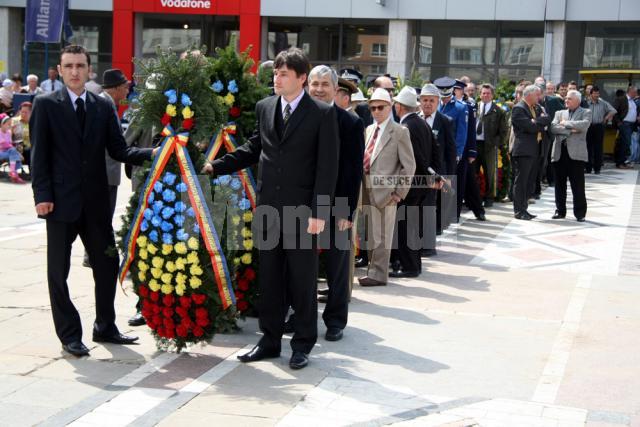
top-left (142, 15), bottom-right (203, 58)
top-left (371, 43), bottom-right (387, 57)
top-left (449, 37), bottom-right (496, 65)
top-left (582, 22), bottom-right (640, 69)
top-left (417, 36), bottom-right (433, 64)
top-left (267, 18), bottom-right (340, 62)
top-left (500, 37), bottom-right (543, 66)
top-left (341, 20), bottom-right (388, 77)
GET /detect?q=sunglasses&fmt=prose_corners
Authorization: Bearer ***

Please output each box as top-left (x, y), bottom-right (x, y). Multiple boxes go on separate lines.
top-left (369, 105), bottom-right (387, 112)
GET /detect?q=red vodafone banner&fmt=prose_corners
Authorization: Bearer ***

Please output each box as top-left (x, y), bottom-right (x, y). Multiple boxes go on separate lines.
top-left (159, 0), bottom-right (213, 11)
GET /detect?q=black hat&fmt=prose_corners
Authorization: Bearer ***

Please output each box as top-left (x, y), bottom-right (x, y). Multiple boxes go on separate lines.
top-left (339, 68), bottom-right (363, 84)
top-left (102, 69), bottom-right (129, 89)
top-left (454, 79), bottom-right (467, 89)
top-left (337, 77), bottom-right (358, 95)
top-left (433, 76), bottom-right (456, 96)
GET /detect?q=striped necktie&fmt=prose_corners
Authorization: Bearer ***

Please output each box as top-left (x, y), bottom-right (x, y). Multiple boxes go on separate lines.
top-left (363, 126), bottom-right (380, 174)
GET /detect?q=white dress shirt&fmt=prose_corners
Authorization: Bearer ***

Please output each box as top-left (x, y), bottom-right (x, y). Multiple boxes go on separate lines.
top-left (67, 88), bottom-right (87, 110)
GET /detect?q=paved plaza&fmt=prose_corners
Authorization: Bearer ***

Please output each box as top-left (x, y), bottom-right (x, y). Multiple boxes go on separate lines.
top-left (1, 166), bottom-right (639, 427)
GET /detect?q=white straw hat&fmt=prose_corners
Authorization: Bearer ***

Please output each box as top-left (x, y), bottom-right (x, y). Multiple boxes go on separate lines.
top-left (368, 87), bottom-right (392, 104)
top-left (393, 86), bottom-right (420, 107)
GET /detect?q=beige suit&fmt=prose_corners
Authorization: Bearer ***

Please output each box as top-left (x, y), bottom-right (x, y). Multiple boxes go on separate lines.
top-left (361, 119), bottom-right (416, 282)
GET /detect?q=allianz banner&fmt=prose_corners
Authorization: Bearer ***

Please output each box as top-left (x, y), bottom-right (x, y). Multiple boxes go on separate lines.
top-left (25, 0), bottom-right (66, 43)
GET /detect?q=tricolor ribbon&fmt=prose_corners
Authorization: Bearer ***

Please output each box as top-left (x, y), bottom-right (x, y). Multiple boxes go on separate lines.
top-left (205, 123), bottom-right (258, 210)
top-left (119, 124), bottom-right (235, 309)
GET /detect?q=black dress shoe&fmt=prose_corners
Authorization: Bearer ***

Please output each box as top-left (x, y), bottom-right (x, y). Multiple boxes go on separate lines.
top-left (62, 341), bottom-right (90, 357)
top-left (576, 217), bottom-right (586, 222)
top-left (525, 211), bottom-right (537, 219)
top-left (317, 288), bottom-right (329, 296)
top-left (354, 257), bottom-right (368, 268)
top-left (289, 351), bottom-right (308, 369)
top-left (238, 345), bottom-right (280, 363)
top-left (514, 212), bottom-right (532, 221)
top-left (93, 332), bottom-right (139, 345)
top-left (358, 276), bottom-right (387, 287)
top-left (128, 311), bottom-right (146, 327)
top-left (551, 211), bottom-right (566, 219)
top-left (421, 248), bottom-right (437, 257)
top-left (389, 270), bottom-right (420, 278)
top-left (317, 295), bottom-right (328, 303)
top-left (325, 327), bottom-right (344, 341)
top-left (483, 199), bottom-right (494, 208)
top-left (475, 212), bottom-right (487, 221)
top-left (283, 316), bottom-right (295, 334)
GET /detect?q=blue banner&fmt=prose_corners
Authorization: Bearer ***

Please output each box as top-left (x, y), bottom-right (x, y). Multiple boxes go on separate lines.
top-left (25, 0), bottom-right (66, 43)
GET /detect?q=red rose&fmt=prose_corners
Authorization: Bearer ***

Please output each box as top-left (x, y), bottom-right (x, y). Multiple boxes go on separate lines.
top-left (176, 325), bottom-right (188, 337)
top-left (141, 308), bottom-right (153, 319)
top-left (162, 306), bottom-right (174, 318)
top-left (237, 300), bottom-right (249, 312)
top-left (237, 278), bottom-right (249, 291)
top-left (193, 325), bottom-right (204, 337)
top-left (175, 306), bottom-right (187, 317)
top-left (152, 315), bottom-right (162, 326)
top-left (182, 118), bottom-right (194, 130)
top-left (244, 268), bottom-right (256, 281)
top-left (161, 113), bottom-right (172, 126)
top-left (150, 291), bottom-right (160, 302)
top-left (156, 327), bottom-right (166, 337)
top-left (163, 294), bottom-right (175, 307)
top-left (196, 316), bottom-right (209, 327)
top-left (229, 106), bottom-right (241, 118)
top-left (152, 305), bottom-right (162, 315)
top-left (142, 299), bottom-right (153, 310)
top-left (179, 296), bottom-right (192, 308)
top-left (163, 318), bottom-right (175, 329)
top-left (138, 285), bottom-right (149, 298)
top-left (235, 291), bottom-right (244, 300)
top-left (165, 327), bottom-right (175, 339)
top-left (180, 316), bottom-right (193, 328)
top-left (195, 307), bottom-right (208, 319)
top-left (192, 294), bottom-right (206, 305)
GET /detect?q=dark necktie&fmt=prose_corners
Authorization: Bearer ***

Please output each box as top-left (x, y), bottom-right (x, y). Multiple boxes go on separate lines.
top-left (283, 103), bottom-right (291, 124)
top-left (75, 98), bottom-right (86, 131)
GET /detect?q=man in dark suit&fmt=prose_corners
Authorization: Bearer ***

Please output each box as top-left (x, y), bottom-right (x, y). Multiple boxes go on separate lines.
top-left (390, 86), bottom-right (440, 277)
top-left (203, 48), bottom-right (339, 369)
top-left (305, 66), bottom-right (364, 342)
top-left (511, 84), bottom-right (551, 220)
top-left (30, 45), bottom-right (156, 357)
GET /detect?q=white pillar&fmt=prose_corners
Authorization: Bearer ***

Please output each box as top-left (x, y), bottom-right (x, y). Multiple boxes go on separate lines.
top-left (542, 21), bottom-right (566, 84)
top-left (0, 7), bottom-right (23, 78)
top-left (387, 19), bottom-right (411, 79)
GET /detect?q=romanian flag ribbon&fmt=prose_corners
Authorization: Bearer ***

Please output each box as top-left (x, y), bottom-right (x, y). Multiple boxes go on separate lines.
top-left (119, 124), bottom-right (235, 309)
top-left (205, 123), bottom-right (257, 210)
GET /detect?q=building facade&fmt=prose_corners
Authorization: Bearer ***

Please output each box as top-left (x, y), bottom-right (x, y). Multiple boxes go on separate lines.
top-left (0, 0), bottom-right (639, 88)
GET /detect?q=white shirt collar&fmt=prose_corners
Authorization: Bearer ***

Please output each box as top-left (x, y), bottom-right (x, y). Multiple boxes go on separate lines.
top-left (67, 87), bottom-right (87, 109)
top-left (281, 89), bottom-right (305, 116)
top-left (374, 114), bottom-right (392, 136)
top-left (399, 112), bottom-right (413, 124)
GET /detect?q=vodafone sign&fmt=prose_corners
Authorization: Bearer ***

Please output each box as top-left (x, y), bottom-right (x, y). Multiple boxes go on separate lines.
top-left (159, 0), bottom-right (212, 10)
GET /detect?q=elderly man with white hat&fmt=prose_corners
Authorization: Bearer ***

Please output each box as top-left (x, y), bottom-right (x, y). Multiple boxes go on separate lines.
top-left (0, 79), bottom-right (14, 110)
top-left (358, 88), bottom-right (415, 287)
top-left (389, 86), bottom-right (440, 277)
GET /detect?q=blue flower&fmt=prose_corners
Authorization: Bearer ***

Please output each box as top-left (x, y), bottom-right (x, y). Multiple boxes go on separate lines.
top-left (176, 228), bottom-right (189, 241)
top-left (162, 189), bottom-right (176, 202)
top-left (154, 181), bottom-right (164, 193)
top-left (163, 172), bottom-right (177, 186)
top-left (218, 175), bottom-right (231, 185)
top-left (147, 192), bottom-right (155, 203)
top-left (229, 194), bottom-right (239, 205)
top-left (230, 178), bottom-right (242, 191)
top-left (212, 178), bottom-right (219, 186)
top-left (174, 201), bottom-right (186, 213)
top-left (151, 215), bottom-right (162, 227)
top-left (193, 223), bottom-right (200, 234)
top-left (161, 221), bottom-right (174, 232)
top-left (141, 219), bottom-right (149, 232)
top-left (238, 198), bottom-right (251, 210)
top-left (149, 230), bottom-right (159, 242)
top-left (181, 93), bottom-right (192, 106)
top-left (174, 214), bottom-right (185, 226)
top-left (187, 207), bottom-right (195, 218)
top-left (212, 80), bottom-right (224, 93)
top-left (143, 208), bottom-right (154, 220)
top-left (161, 206), bottom-right (175, 219)
top-left (164, 89), bottom-right (177, 104)
top-left (162, 233), bottom-right (173, 245)
top-left (152, 201), bottom-right (164, 214)
top-left (176, 182), bottom-right (187, 193)
top-left (228, 80), bottom-right (238, 94)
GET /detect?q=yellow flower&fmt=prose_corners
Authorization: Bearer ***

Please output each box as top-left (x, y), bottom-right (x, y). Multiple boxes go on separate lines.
top-left (175, 257), bottom-right (186, 270)
top-left (189, 276), bottom-right (202, 289)
top-left (137, 260), bottom-right (149, 272)
top-left (241, 253), bottom-right (252, 264)
top-left (232, 215), bottom-right (240, 226)
top-left (162, 244), bottom-right (173, 255)
top-left (165, 261), bottom-right (176, 272)
top-left (176, 272), bottom-right (187, 286)
top-left (243, 239), bottom-right (253, 251)
top-left (161, 272), bottom-right (173, 285)
top-left (243, 211), bottom-right (253, 222)
top-left (187, 236), bottom-right (199, 250)
top-left (186, 251), bottom-right (199, 264)
top-left (233, 257), bottom-right (240, 266)
top-left (174, 242), bottom-right (188, 254)
top-left (151, 256), bottom-right (164, 268)
top-left (137, 271), bottom-right (147, 282)
top-left (150, 268), bottom-right (162, 279)
top-left (149, 279), bottom-right (161, 292)
top-left (175, 283), bottom-right (186, 296)
top-left (139, 248), bottom-right (148, 260)
top-left (147, 243), bottom-right (158, 255)
top-left (136, 236), bottom-right (148, 248)
top-left (181, 106), bottom-right (194, 119)
top-left (241, 227), bottom-right (251, 238)
top-left (166, 104), bottom-right (177, 117)
top-left (161, 283), bottom-right (174, 294)
top-left (190, 264), bottom-right (203, 276)
top-left (223, 93), bottom-right (235, 106)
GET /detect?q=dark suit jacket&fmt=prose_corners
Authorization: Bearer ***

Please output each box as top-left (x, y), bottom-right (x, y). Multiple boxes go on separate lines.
top-left (30, 88), bottom-right (153, 223)
top-left (431, 111), bottom-right (456, 176)
top-left (334, 106), bottom-right (364, 221)
top-left (213, 92), bottom-right (339, 227)
top-left (477, 101), bottom-right (508, 148)
top-left (401, 112), bottom-right (440, 202)
top-left (511, 100), bottom-right (552, 158)
top-left (355, 102), bottom-right (373, 127)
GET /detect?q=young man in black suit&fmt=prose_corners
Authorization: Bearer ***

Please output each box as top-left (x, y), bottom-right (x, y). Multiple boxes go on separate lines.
top-left (203, 48), bottom-right (339, 369)
top-left (30, 45), bottom-right (157, 357)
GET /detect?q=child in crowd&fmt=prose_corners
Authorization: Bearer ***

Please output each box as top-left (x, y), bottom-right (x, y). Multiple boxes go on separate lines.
top-left (0, 114), bottom-right (25, 183)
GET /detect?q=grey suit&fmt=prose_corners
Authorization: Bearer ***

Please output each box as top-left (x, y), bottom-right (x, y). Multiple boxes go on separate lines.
top-left (550, 107), bottom-right (592, 219)
top-left (100, 92), bottom-right (122, 187)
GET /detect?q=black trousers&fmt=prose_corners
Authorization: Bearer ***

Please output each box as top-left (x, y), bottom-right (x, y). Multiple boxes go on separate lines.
top-left (391, 195), bottom-right (426, 274)
top-left (455, 159), bottom-right (468, 218)
top-left (554, 144), bottom-right (587, 219)
top-left (586, 124), bottom-right (604, 173)
top-left (258, 236), bottom-right (318, 354)
top-left (615, 122), bottom-right (634, 166)
top-left (46, 211), bottom-right (120, 345)
top-left (322, 222), bottom-right (352, 330)
top-left (422, 190), bottom-right (437, 248)
top-left (464, 160), bottom-right (485, 216)
top-left (512, 156), bottom-right (535, 215)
